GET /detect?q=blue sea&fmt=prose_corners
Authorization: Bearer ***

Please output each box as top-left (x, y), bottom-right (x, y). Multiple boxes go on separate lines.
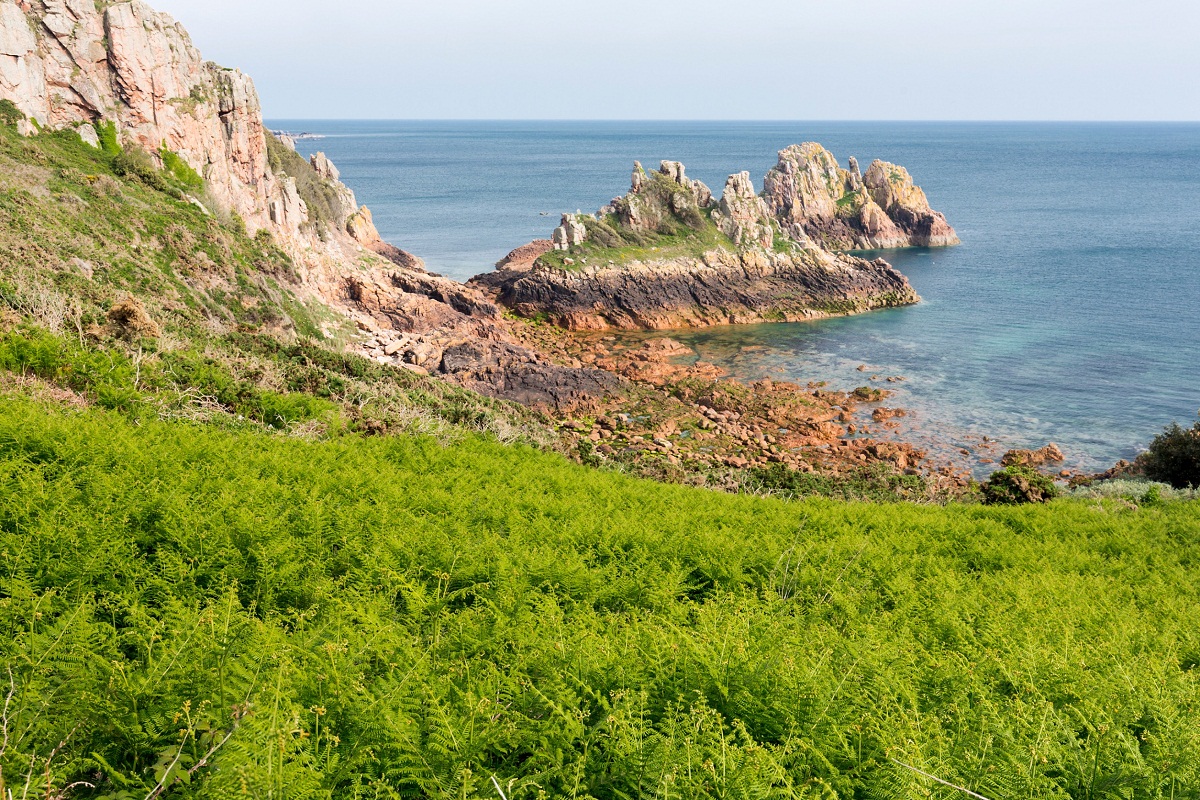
top-left (271, 120), bottom-right (1200, 473)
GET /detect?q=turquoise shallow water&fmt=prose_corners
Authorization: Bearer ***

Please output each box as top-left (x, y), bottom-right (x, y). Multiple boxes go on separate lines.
top-left (270, 120), bottom-right (1200, 472)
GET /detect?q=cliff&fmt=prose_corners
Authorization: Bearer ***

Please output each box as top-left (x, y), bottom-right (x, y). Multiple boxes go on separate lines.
top-left (764, 143), bottom-right (959, 250)
top-left (471, 159), bottom-right (920, 330)
top-left (0, 0), bottom-right (618, 409)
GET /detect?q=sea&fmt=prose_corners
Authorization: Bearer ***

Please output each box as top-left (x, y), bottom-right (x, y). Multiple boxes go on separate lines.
top-left (270, 120), bottom-right (1200, 474)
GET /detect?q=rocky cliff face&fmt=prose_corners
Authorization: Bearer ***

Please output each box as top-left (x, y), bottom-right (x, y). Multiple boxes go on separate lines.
top-left (763, 143), bottom-right (959, 250)
top-left (0, 0), bottom-right (619, 410)
top-left (472, 159), bottom-right (919, 330)
top-left (0, 0), bottom-right (395, 250)
top-left (2, 0), bottom-right (277, 227)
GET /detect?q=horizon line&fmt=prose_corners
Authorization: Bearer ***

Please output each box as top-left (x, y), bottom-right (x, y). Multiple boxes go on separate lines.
top-left (261, 117), bottom-right (1200, 125)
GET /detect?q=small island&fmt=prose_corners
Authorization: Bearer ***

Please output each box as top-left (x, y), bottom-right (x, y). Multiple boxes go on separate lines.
top-left (471, 146), bottom-right (957, 330)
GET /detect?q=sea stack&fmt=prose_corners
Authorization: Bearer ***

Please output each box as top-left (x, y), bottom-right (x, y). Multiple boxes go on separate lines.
top-left (471, 156), bottom-right (923, 330)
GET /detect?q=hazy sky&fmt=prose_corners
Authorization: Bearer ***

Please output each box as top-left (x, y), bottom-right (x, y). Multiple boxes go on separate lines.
top-left (151, 0), bottom-right (1199, 120)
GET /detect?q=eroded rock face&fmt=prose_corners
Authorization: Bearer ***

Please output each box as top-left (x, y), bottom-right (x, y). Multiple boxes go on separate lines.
top-left (712, 171), bottom-right (775, 249)
top-left (473, 247), bottom-right (918, 331)
top-left (763, 143), bottom-right (958, 250)
top-left (0, 0), bottom-right (298, 233)
top-left (0, 3), bottom-right (46, 118)
top-left (861, 160), bottom-right (959, 247)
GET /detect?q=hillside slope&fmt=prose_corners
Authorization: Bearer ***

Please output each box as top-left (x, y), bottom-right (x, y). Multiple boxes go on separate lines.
top-left (1, 400), bottom-right (1198, 798)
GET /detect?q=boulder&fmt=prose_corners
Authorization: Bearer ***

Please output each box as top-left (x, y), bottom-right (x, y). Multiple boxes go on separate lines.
top-left (1001, 443), bottom-right (1066, 469)
top-left (76, 122), bottom-right (99, 147)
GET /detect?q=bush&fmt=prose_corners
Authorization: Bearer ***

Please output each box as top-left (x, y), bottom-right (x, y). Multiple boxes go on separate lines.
top-left (160, 146), bottom-right (204, 190)
top-left (95, 119), bottom-right (121, 156)
top-left (1069, 478), bottom-right (1199, 503)
top-left (982, 465), bottom-right (1059, 505)
top-left (113, 145), bottom-right (170, 192)
top-left (0, 99), bottom-right (24, 127)
top-left (1140, 419), bottom-right (1200, 488)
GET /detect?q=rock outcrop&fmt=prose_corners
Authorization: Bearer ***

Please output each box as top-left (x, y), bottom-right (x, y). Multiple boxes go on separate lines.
top-left (472, 159), bottom-right (918, 330)
top-left (711, 172), bottom-right (775, 249)
top-left (763, 143), bottom-right (959, 250)
top-left (473, 248), bottom-right (917, 331)
top-left (551, 214), bottom-right (587, 251)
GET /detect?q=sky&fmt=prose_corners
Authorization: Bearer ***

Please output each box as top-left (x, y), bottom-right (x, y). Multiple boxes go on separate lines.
top-left (151, 0), bottom-right (1200, 121)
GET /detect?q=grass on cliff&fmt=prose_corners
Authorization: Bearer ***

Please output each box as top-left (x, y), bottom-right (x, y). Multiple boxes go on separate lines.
top-left (0, 109), bottom-right (554, 448)
top-left (2, 399), bottom-right (1200, 799)
top-left (536, 173), bottom-right (740, 270)
top-left (0, 112), bottom-right (309, 334)
top-left (265, 132), bottom-right (348, 237)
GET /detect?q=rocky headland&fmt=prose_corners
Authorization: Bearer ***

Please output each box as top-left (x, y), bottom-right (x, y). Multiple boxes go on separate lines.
top-left (471, 153), bottom-right (954, 330)
top-left (0, 0), bottom-right (618, 410)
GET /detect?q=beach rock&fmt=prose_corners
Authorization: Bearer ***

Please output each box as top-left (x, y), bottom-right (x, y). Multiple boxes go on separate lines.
top-left (1001, 443), bottom-right (1066, 469)
top-left (439, 339), bottom-right (621, 409)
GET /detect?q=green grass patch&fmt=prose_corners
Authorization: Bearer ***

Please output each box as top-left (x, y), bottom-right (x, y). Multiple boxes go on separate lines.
top-left (537, 211), bottom-right (736, 271)
top-left (2, 400), bottom-right (1199, 797)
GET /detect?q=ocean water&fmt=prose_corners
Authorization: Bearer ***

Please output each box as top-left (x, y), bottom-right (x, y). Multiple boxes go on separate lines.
top-left (271, 120), bottom-right (1200, 472)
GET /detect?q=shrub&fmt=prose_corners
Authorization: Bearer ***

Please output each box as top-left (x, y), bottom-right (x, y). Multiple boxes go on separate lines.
top-left (95, 119), bottom-right (121, 156)
top-left (982, 465), bottom-right (1059, 505)
top-left (1139, 419), bottom-right (1200, 488)
top-left (160, 146), bottom-right (204, 189)
top-left (0, 99), bottom-right (24, 127)
top-left (113, 145), bottom-right (170, 192)
top-left (1069, 478), bottom-right (1198, 503)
